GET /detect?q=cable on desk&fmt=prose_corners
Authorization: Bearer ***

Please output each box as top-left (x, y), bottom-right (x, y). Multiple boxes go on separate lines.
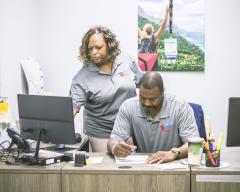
top-left (0, 132), bottom-right (33, 165)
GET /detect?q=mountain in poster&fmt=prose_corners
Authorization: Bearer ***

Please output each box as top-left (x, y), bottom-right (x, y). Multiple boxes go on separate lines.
top-left (138, 1), bottom-right (205, 72)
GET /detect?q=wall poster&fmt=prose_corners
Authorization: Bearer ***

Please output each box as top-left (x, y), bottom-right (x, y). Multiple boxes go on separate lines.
top-left (138, 0), bottom-right (205, 72)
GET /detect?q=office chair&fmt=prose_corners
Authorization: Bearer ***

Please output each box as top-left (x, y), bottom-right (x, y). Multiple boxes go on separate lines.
top-left (189, 103), bottom-right (207, 141)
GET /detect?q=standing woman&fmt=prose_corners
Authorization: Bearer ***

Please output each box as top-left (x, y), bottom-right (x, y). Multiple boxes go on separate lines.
top-left (70, 26), bottom-right (141, 152)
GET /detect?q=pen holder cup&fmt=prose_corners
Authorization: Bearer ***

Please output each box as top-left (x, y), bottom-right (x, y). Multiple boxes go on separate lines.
top-left (74, 153), bottom-right (86, 167)
top-left (205, 149), bottom-right (220, 167)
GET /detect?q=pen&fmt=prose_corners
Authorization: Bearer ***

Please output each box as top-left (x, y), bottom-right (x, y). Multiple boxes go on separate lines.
top-left (204, 142), bottom-right (216, 166)
top-left (209, 142), bottom-right (213, 152)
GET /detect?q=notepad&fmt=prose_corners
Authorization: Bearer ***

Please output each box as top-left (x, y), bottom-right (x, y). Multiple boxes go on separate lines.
top-left (115, 155), bottom-right (149, 165)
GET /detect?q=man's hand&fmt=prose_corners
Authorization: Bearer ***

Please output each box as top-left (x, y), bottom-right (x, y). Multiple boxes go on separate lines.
top-left (113, 143), bottom-right (136, 158)
top-left (147, 151), bottom-right (177, 164)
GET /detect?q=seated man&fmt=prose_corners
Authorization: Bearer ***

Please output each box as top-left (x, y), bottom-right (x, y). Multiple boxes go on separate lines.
top-left (107, 72), bottom-right (199, 164)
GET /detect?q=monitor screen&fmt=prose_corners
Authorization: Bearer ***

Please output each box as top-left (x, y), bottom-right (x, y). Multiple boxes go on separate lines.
top-left (17, 94), bottom-right (76, 145)
top-left (226, 97), bottom-right (240, 147)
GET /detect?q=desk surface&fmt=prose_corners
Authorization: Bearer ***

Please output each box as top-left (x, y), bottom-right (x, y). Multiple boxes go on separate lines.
top-left (1, 151), bottom-right (240, 192)
top-left (0, 152), bottom-right (189, 174)
top-left (0, 135), bottom-right (88, 174)
top-left (1, 150), bottom-right (239, 174)
top-left (62, 153), bottom-right (190, 175)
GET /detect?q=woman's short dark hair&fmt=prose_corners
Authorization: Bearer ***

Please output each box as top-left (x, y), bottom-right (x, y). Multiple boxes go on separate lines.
top-left (78, 26), bottom-right (121, 64)
top-left (139, 71), bottom-right (164, 92)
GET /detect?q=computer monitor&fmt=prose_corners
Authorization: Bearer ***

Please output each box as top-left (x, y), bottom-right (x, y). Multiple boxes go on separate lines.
top-left (226, 97), bottom-right (240, 147)
top-left (17, 94), bottom-right (76, 148)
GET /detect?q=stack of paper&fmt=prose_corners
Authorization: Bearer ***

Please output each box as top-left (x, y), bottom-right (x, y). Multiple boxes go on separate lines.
top-left (115, 155), bottom-right (149, 165)
top-left (155, 162), bottom-right (188, 170)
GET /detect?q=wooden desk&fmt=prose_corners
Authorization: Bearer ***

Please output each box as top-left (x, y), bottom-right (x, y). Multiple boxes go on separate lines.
top-left (191, 150), bottom-right (240, 192)
top-left (0, 135), bottom-right (88, 192)
top-left (62, 153), bottom-right (190, 192)
top-left (0, 162), bottom-right (64, 192)
top-left (2, 151), bottom-right (239, 192)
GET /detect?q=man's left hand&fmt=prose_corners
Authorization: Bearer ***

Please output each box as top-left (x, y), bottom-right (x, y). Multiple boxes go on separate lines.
top-left (146, 150), bottom-right (177, 164)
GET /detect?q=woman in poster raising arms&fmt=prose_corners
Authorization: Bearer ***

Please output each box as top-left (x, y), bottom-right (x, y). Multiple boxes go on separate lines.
top-left (138, 5), bottom-right (169, 53)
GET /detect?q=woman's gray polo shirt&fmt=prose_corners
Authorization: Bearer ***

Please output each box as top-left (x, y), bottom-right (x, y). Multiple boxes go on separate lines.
top-left (111, 94), bottom-right (199, 153)
top-left (70, 54), bottom-right (142, 138)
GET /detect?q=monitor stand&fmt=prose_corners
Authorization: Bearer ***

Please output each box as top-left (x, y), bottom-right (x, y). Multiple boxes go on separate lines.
top-left (21, 128), bottom-right (73, 165)
top-left (44, 144), bottom-right (77, 152)
top-left (20, 128), bottom-right (46, 165)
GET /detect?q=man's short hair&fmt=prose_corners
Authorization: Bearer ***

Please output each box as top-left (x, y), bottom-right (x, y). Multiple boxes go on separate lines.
top-left (139, 72), bottom-right (164, 92)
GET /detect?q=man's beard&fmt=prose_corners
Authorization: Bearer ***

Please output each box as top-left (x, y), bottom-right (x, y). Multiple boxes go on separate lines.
top-left (143, 106), bottom-right (156, 115)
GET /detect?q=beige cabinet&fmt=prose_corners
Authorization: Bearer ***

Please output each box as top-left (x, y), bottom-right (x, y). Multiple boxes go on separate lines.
top-left (0, 163), bottom-right (64, 192)
top-left (191, 150), bottom-right (240, 192)
top-left (62, 153), bottom-right (190, 192)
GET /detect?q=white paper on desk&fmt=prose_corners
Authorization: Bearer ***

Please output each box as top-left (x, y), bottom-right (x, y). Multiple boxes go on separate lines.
top-left (115, 155), bottom-right (149, 165)
top-left (87, 157), bottom-right (104, 164)
top-left (155, 162), bottom-right (188, 170)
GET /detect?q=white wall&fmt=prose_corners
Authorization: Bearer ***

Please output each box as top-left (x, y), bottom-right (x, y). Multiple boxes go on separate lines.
top-left (0, 0), bottom-right (240, 147)
top-left (0, 0), bottom-right (137, 113)
top-left (0, 0), bottom-right (38, 115)
top-left (36, 0), bottom-right (137, 96)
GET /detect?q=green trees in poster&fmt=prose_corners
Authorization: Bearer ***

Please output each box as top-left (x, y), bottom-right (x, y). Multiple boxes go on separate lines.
top-left (138, 16), bottom-right (204, 71)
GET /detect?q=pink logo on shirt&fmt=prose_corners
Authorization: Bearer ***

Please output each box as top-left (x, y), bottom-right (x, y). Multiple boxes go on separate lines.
top-left (117, 72), bottom-right (128, 77)
top-left (160, 124), bottom-right (173, 133)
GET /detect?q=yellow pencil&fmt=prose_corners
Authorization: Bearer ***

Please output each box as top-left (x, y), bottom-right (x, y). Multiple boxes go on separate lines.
top-left (216, 132), bottom-right (223, 155)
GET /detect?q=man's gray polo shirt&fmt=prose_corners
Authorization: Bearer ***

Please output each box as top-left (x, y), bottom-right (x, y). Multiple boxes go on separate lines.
top-left (70, 54), bottom-right (142, 138)
top-left (111, 94), bottom-right (199, 153)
